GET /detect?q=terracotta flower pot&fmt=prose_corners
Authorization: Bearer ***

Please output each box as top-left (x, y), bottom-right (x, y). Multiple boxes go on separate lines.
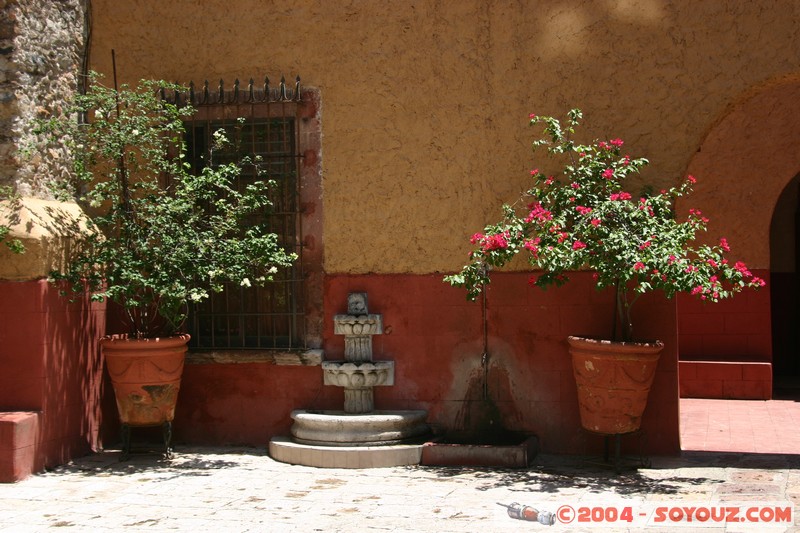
top-left (101, 334), bottom-right (189, 427)
top-left (567, 336), bottom-right (663, 435)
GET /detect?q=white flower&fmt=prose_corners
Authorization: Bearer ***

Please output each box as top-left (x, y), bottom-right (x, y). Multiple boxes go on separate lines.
top-left (240, 278), bottom-right (251, 287)
top-left (131, 129), bottom-right (140, 136)
top-left (208, 270), bottom-right (216, 278)
top-left (268, 266), bottom-right (278, 274)
top-left (189, 291), bottom-right (207, 302)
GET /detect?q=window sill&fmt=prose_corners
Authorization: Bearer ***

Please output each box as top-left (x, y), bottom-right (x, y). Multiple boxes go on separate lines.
top-left (186, 349), bottom-right (323, 366)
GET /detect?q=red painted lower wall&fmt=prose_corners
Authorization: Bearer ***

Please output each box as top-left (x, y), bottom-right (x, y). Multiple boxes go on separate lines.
top-left (677, 270), bottom-right (771, 361)
top-left (173, 272), bottom-right (680, 455)
top-left (676, 269), bottom-right (772, 399)
top-left (0, 280), bottom-right (106, 480)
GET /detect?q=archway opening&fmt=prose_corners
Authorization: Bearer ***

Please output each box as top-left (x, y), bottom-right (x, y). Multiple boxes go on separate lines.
top-left (770, 173), bottom-right (800, 397)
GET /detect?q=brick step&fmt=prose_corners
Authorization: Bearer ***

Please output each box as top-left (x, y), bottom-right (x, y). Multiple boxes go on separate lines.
top-left (679, 360), bottom-right (772, 400)
top-left (0, 412), bottom-right (40, 483)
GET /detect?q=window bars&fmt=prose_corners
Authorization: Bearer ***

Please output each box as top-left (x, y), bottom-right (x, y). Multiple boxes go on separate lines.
top-left (167, 76), bottom-right (305, 351)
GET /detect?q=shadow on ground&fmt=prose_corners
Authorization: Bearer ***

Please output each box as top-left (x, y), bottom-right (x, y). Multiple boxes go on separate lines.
top-left (413, 451), bottom-right (800, 495)
top-left (47, 446), bottom-right (267, 479)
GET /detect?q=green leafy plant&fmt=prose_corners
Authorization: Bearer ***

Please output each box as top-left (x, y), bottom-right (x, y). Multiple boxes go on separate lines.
top-left (40, 74), bottom-right (296, 338)
top-left (0, 185), bottom-right (24, 254)
top-left (445, 109), bottom-right (764, 342)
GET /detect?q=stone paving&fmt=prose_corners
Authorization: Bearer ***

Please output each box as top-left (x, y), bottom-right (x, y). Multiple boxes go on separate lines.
top-left (1, 446), bottom-right (799, 532)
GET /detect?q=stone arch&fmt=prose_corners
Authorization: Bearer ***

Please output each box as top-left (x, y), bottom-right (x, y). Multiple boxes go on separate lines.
top-left (683, 76), bottom-right (800, 269)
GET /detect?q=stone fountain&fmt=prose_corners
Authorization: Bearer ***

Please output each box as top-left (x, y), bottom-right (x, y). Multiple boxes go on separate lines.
top-left (269, 293), bottom-right (429, 467)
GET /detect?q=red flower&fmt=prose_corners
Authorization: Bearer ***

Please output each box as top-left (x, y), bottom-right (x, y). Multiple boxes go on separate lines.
top-left (481, 233), bottom-right (508, 251)
top-left (530, 168), bottom-right (539, 176)
top-left (639, 240), bottom-right (651, 250)
top-left (523, 238), bottom-right (540, 255)
top-left (633, 262), bottom-right (646, 271)
top-left (734, 261), bottom-right (752, 278)
top-left (575, 206), bottom-right (592, 215)
top-left (572, 240), bottom-right (587, 250)
top-left (610, 192), bottom-right (632, 201)
top-left (525, 202), bottom-right (552, 224)
top-left (571, 182), bottom-right (580, 189)
top-left (686, 174), bottom-right (697, 184)
top-left (590, 218), bottom-right (601, 227)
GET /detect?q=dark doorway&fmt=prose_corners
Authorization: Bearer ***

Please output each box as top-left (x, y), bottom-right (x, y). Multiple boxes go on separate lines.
top-left (770, 173), bottom-right (800, 398)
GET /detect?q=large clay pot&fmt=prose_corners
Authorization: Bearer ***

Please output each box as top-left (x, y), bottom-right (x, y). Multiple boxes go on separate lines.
top-left (567, 336), bottom-right (663, 435)
top-left (101, 334), bottom-right (189, 427)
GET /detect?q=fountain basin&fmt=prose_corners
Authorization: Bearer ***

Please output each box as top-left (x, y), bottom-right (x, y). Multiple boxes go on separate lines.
top-left (290, 409), bottom-right (429, 446)
top-left (321, 361), bottom-right (394, 388)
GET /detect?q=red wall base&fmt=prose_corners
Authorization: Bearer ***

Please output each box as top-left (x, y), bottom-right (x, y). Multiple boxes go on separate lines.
top-left (0, 280), bottom-right (106, 481)
top-left (164, 273), bottom-right (681, 456)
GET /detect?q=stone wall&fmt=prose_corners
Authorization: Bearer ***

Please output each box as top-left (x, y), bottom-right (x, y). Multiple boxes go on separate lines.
top-left (0, 0), bottom-right (86, 198)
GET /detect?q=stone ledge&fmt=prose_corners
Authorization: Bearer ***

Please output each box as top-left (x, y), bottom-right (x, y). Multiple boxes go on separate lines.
top-left (186, 349), bottom-right (323, 366)
top-left (0, 197), bottom-right (91, 281)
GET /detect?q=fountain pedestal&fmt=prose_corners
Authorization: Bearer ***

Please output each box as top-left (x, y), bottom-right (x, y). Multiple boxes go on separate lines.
top-left (269, 293), bottom-right (429, 467)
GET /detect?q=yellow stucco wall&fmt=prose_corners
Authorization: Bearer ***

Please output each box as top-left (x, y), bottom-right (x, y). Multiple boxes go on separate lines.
top-left (89, 0), bottom-right (800, 273)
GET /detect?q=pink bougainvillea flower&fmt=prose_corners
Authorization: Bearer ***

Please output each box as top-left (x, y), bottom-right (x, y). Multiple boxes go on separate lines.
top-left (530, 168), bottom-right (539, 176)
top-left (639, 240), bottom-right (651, 250)
top-left (686, 174), bottom-right (697, 184)
top-left (470, 232), bottom-right (484, 244)
top-left (622, 155), bottom-right (631, 166)
top-left (610, 138), bottom-right (624, 147)
top-left (610, 192), bottom-right (632, 201)
top-left (529, 113), bottom-right (537, 119)
top-left (751, 277), bottom-right (766, 287)
top-left (734, 261), bottom-right (752, 278)
top-left (707, 259), bottom-right (718, 268)
top-left (598, 141), bottom-right (609, 150)
top-left (481, 232), bottom-right (508, 251)
top-left (719, 237), bottom-right (730, 252)
top-left (590, 218), bottom-right (601, 227)
top-left (525, 202), bottom-right (552, 224)
top-left (575, 205), bottom-right (592, 215)
top-left (633, 262), bottom-right (646, 271)
top-left (602, 168), bottom-right (614, 179)
top-left (572, 240), bottom-right (587, 250)
top-left (523, 238), bottom-right (540, 254)
top-left (571, 182), bottom-right (580, 189)
top-left (691, 286), bottom-right (704, 295)
top-left (544, 176), bottom-right (554, 185)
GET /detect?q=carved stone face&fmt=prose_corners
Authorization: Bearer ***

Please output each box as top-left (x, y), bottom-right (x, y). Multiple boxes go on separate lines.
top-left (347, 293), bottom-right (368, 315)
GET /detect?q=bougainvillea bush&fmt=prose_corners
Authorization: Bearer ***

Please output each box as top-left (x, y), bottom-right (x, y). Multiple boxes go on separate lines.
top-left (445, 109), bottom-right (765, 342)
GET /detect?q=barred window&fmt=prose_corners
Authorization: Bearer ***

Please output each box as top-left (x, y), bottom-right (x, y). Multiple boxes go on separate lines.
top-left (173, 78), bottom-right (321, 354)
